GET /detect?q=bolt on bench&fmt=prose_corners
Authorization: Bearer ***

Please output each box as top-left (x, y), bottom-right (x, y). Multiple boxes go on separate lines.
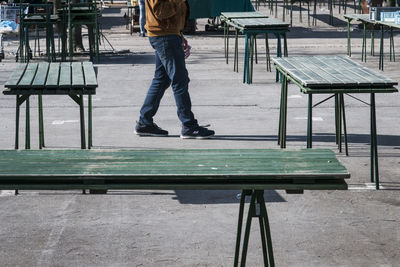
top-left (2, 62), bottom-right (98, 149)
top-left (0, 148), bottom-right (350, 266)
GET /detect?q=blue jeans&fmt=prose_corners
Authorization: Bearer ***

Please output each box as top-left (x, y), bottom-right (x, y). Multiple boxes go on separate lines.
top-left (138, 0), bottom-right (146, 34)
top-left (139, 35), bottom-right (197, 128)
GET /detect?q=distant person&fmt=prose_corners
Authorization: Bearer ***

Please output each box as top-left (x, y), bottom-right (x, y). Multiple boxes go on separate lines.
top-left (134, 0), bottom-right (215, 139)
top-left (138, 0), bottom-right (146, 37)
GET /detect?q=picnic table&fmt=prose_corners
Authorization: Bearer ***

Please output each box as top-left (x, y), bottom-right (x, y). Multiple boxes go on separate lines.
top-left (225, 17), bottom-right (290, 84)
top-left (2, 62), bottom-right (97, 149)
top-left (273, 55), bottom-right (398, 189)
top-left (0, 148), bottom-right (350, 266)
top-left (344, 14), bottom-right (397, 70)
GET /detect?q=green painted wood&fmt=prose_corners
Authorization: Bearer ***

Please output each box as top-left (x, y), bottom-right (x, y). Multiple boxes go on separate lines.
top-left (232, 18), bottom-right (290, 28)
top-left (4, 64), bottom-right (27, 89)
top-left (82, 62), bottom-right (98, 88)
top-left (45, 62), bottom-right (61, 88)
top-left (273, 56), bottom-right (398, 89)
top-left (17, 63), bottom-right (38, 89)
top-left (59, 62), bottom-right (71, 88)
top-left (32, 62), bottom-right (50, 89)
top-left (0, 149), bottom-right (350, 178)
top-left (71, 62), bottom-right (85, 88)
top-left (220, 11), bottom-right (268, 21)
top-left (0, 149), bottom-right (349, 190)
top-left (0, 179), bottom-right (348, 191)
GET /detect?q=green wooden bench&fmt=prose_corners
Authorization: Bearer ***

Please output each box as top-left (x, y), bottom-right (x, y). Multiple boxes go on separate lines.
top-left (0, 148), bottom-right (350, 266)
top-left (2, 62), bottom-right (97, 149)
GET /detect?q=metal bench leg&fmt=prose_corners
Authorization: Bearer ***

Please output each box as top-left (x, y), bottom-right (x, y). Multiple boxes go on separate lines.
top-left (38, 95), bottom-right (45, 149)
top-left (340, 94), bottom-right (349, 156)
top-left (25, 97), bottom-right (30, 149)
top-left (234, 29), bottom-right (239, 73)
top-left (307, 94), bottom-right (312, 148)
top-left (79, 94), bottom-right (86, 149)
top-left (265, 34), bottom-right (271, 72)
top-left (370, 93), bottom-right (379, 189)
top-left (69, 94), bottom-right (86, 149)
top-left (234, 190), bottom-right (251, 267)
top-left (379, 25), bottom-right (384, 70)
top-left (234, 190), bottom-right (275, 267)
top-left (15, 96), bottom-right (20, 150)
top-left (243, 34), bottom-right (249, 84)
top-left (88, 95), bottom-right (93, 149)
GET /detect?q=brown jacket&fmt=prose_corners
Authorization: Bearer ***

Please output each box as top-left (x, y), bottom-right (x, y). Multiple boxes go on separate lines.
top-left (145, 0), bottom-right (190, 37)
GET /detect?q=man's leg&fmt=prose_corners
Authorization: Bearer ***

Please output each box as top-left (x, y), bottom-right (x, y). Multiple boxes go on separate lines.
top-left (158, 35), bottom-right (197, 128)
top-left (157, 35), bottom-right (214, 138)
top-left (139, 47), bottom-right (171, 126)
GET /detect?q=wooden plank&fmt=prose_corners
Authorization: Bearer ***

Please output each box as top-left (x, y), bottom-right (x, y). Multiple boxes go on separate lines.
top-left (82, 62), bottom-right (98, 88)
top-left (71, 62), bottom-right (85, 88)
top-left (32, 62), bottom-right (50, 88)
top-left (0, 149), bottom-right (350, 179)
top-left (59, 62), bottom-right (71, 88)
top-left (17, 63), bottom-right (38, 89)
top-left (4, 64), bottom-right (27, 89)
top-left (45, 62), bottom-right (61, 89)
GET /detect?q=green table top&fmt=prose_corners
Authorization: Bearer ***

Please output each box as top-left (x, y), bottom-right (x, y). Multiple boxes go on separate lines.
top-left (220, 11), bottom-right (268, 21)
top-left (273, 56), bottom-right (398, 93)
top-left (231, 17), bottom-right (290, 29)
top-left (0, 149), bottom-right (349, 178)
top-left (344, 13), bottom-right (375, 23)
top-left (3, 62), bottom-right (97, 94)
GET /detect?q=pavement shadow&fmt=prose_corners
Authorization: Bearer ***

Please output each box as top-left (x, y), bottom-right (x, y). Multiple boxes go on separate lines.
top-left (98, 51), bottom-right (154, 64)
top-left (173, 190), bottom-right (286, 204)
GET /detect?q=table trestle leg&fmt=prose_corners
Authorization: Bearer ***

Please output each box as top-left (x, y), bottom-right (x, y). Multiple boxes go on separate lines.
top-left (69, 94), bottom-right (86, 149)
top-left (265, 34), bottom-right (271, 72)
top-left (234, 190), bottom-right (275, 267)
top-left (25, 97), bottom-right (30, 149)
top-left (38, 95), bottom-right (45, 149)
top-left (234, 29), bottom-right (239, 73)
top-left (88, 95), bottom-right (93, 149)
top-left (370, 93), bottom-right (379, 189)
top-left (307, 94), bottom-right (312, 148)
top-left (340, 94), bottom-right (349, 156)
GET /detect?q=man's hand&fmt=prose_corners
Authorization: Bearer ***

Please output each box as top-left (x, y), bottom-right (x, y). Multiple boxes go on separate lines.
top-left (182, 38), bottom-right (191, 59)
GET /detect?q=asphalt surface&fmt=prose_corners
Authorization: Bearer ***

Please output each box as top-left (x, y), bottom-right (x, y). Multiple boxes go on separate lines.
top-left (0, 3), bottom-right (399, 266)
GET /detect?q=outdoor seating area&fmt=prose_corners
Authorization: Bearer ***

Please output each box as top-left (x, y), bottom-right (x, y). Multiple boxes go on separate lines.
top-left (0, 0), bottom-right (399, 266)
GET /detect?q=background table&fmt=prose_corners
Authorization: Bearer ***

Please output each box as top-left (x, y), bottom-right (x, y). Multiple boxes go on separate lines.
top-left (3, 62), bottom-right (97, 149)
top-left (273, 55), bottom-right (398, 189)
top-left (344, 14), bottom-right (397, 70)
top-left (227, 17), bottom-right (290, 84)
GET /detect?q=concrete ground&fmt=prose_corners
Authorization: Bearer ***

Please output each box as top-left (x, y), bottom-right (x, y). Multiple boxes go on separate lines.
top-left (0, 2), bottom-right (399, 266)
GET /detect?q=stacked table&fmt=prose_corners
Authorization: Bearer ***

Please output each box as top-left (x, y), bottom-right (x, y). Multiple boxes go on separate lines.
top-left (273, 55), bottom-right (398, 189)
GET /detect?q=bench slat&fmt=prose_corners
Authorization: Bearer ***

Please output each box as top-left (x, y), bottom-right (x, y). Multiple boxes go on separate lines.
top-left (71, 62), bottom-right (85, 88)
top-left (4, 64), bottom-right (27, 89)
top-left (17, 63), bottom-right (38, 89)
top-left (45, 62), bottom-right (61, 88)
top-left (59, 62), bottom-right (71, 88)
top-left (32, 62), bottom-right (50, 88)
top-left (82, 62), bottom-right (98, 88)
